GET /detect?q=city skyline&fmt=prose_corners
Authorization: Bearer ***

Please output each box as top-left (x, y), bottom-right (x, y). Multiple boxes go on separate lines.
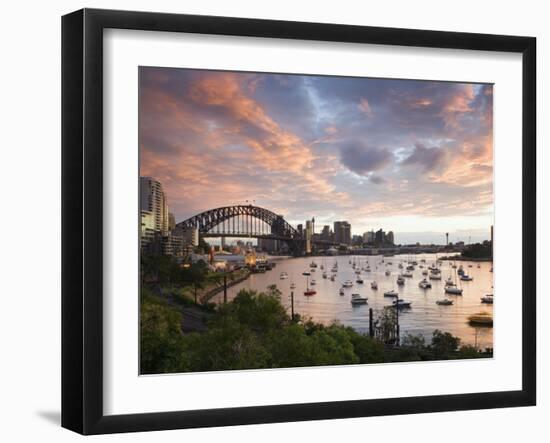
top-left (140, 67), bottom-right (493, 243)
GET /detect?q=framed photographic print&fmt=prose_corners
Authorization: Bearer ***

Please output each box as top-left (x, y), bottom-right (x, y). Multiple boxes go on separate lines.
top-left (62, 8), bottom-right (536, 435)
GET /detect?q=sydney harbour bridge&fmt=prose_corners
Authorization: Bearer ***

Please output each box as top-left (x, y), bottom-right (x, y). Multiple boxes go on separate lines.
top-left (175, 205), bottom-right (337, 254)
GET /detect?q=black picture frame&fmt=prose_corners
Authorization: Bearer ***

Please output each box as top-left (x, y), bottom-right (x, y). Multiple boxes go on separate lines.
top-left (62, 8), bottom-right (537, 435)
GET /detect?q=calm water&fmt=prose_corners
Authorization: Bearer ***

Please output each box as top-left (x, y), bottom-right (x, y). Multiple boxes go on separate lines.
top-left (212, 254), bottom-right (494, 349)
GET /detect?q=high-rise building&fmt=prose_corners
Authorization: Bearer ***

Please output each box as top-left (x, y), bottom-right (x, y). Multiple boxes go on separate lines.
top-left (168, 212), bottom-right (176, 230)
top-left (305, 219), bottom-right (314, 253)
top-left (363, 230), bottom-right (375, 244)
top-left (334, 221), bottom-right (351, 245)
top-left (321, 225), bottom-right (331, 241)
top-left (386, 231), bottom-right (395, 245)
top-left (375, 229), bottom-right (385, 245)
top-left (140, 176), bottom-right (169, 234)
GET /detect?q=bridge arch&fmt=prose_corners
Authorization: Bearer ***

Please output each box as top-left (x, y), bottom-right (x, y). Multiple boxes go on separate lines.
top-left (175, 205), bottom-right (299, 239)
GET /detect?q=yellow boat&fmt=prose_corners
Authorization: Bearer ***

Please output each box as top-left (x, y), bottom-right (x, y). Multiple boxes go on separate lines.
top-left (468, 312), bottom-right (493, 327)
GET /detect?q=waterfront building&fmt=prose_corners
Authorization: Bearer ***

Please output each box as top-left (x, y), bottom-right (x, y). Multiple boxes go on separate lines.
top-left (140, 176), bottom-right (169, 234)
top-left (363, 230), bottom-right (375, 244)
top-left (334, 221), bottom-right (351, 245)
top-left (375, 228), bottom-right (385, 245)
top-left (321, 225), bottom-right (331, 241)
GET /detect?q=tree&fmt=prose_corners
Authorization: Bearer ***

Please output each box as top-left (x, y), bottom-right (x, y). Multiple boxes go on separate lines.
top-left (140, 299), bottom-right (187, 373)
top-left (430, 329), bottom-right (461, 359)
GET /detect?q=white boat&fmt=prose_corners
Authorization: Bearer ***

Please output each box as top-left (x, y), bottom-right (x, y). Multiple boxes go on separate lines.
top-left (330, 274), bottom-right (336, 281)
top-left (310, 279), bottom-right (317, 285)
top-left (429, 273), bottom-right (442, 280)
top-left (342, 280), bottom-right (353, 288)
top-left (279, 272), bottom-right (288, 279)
top-left (460, 274), bottom-right (473, 281)
top-left (403, 270), bottom-right (413, 278)
top-left (457, 265), bottom-right (464, 275)
top-left (290, 282), bottom-right (296, 289)
top-left (302, 271), bottom-right (311, 276)
top-left (356, 276), bottom-right (364, 284)
top-left (339, 287), bottom-right (345, 296)
top-left (436, 299), bottom-right (454, 306)
top-left (481, 295), bottom-right (494, 304)
top-left (384, 290), bottom-right (399, 298)
top-left (418, 279), bottom-right (432, 289)
top-left (392, 299), bottom-right (412, 309)
top-left (351, 293), bottom-right (368, 305)
top-left (406, 265), bottom-right (415, 271)
top-left (445, 277), bottom-right (455, 286)
top-left (355, 269), bottom-right (361, 274)
top-left (445, 286), bottom-right (463, 295)
top-left (371, 281), bottom-right (378, 290)
top-left (310, 261), bottom-right (317, 268)
top-left (397, 276), bottom-right (405, 286)
top-left (422, 270), bottom-right (428, 276)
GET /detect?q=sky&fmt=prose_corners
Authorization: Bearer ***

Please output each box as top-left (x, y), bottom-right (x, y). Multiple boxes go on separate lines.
top-left (139, 67), bottom-right (493, 245)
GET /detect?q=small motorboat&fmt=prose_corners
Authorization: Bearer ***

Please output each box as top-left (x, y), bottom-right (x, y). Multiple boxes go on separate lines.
top-left (310, 261), bottom-right (317, 268)
top-left (290, 282), bottom-right (296, 289)
top-left (460, 274), bottom-right (473, 281)
top-left (302, 271), bottom-right (311, 276)
top-left (385, 270), bottom-right (391, 276)
top-left (322, 272), bottom-right (327, 279)
top-left (397, 276), bottom-right (405, 286)
top-left (445, 286), bottom-right (463, 295)
top-left (310, 279), bottom-right (316, 285)
top-left (422, 270), bottom-right (428, 276)
top-left (436, 299), bottom-right (454, 306)
top-left (339, 287), bottom-right (345, 296)
top-left (304, 289), bottom-right (316, 296)
top-left (371, 281), bottom-right (378, 290)
top-left (403, 270), bottom-right (413, 278)
top-left (481, 295), bottom-right (494, 304)
top-left (356, 277), bottom-right (364, 284)
top-left (342, 280), bottom-right (354, 288)
top-left (392, 299), bottom-right (412, 309)
top-left (468, 312), bottom-right (493, 327)
top-left (310, 268), bottom-right (316, 273)
top-left (279, 272), bottom-right (288, 280)
top-left (384, 290), bottom-right (399, 298)
top-left (351, 293), bottom-right (368, 305)
top-left (418, 279), bottom-right (432, 289)
top-left (330, 274), bottom-right (336, 281)
top-left (429, 273), bottom-right (442, 280)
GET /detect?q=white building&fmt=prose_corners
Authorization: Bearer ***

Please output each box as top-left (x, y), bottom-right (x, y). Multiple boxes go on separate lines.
top-left (140, 176), bottom-right (169, 234)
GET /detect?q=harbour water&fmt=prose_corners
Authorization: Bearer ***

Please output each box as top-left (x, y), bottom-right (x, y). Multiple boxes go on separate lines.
top-left (212, 254), bottom-right (494, 349)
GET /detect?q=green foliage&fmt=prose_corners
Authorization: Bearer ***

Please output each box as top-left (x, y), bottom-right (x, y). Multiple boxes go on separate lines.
top-left (140, 287), bottom-right (490, 375)
top-left (458, 345), bottom-right (483, 358)
top-left (140, 297), bottom-right (188, 374)
top-left (430, 329), bottom-right (461, 359)
top-left (461, 241), bottom-right (493, 259)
